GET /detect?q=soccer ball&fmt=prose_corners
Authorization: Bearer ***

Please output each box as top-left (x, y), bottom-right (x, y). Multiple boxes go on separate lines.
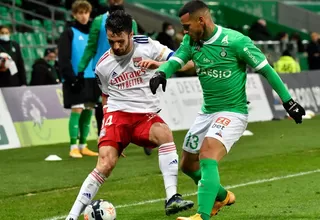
top-left (0, 52), bottom-right (11, 72)
top-left (84, 199), bottom-right (116, 220)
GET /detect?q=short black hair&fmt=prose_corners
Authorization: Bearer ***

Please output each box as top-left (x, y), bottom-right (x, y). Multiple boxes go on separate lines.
top-left (178, 0), bottom-right (209, 17)
top-left (106, 10), bottom-right (132, 34)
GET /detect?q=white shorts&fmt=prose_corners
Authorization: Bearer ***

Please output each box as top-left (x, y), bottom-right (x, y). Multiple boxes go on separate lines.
top-left (71, 103), bottom-right (95, 109)
top-left (183, 111), bottom-right (248, 154)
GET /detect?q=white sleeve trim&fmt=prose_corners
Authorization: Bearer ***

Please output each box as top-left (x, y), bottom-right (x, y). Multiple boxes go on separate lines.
top-left (255, 59), bottom-right (268, 71)
top-left (169, 56), bottom-right (185, 67)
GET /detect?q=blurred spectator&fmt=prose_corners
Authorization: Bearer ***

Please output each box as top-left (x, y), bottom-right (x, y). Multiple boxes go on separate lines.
top-left (175, 29), bottom-right (185, 45)
top-left (65, 0), bottom-right (105, 18)
top-left (30, 48), bottom-right (61, 85)
top-left (290, 32), bottom-right (305, 53)
top-left (0, 25), bottom-right (26, 87)
top-left (248, 19), bottom-right (272, 41)
top-left (156, 22), bottom-right (178, 51)
top-left (275, 32), bottom-right (289, 53)
top-left (307, 32), bottom-right (320, 70)
top-left (274, 50), bottom-right (301, 74)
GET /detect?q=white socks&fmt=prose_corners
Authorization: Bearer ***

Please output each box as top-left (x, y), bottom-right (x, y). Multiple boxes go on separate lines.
top-left (70, 144), bottom-right (78, 151)
top-left (78, 144), bottom-right (86, 150)
top-left (158, 142), bottom-right (178, 201)
top-left (67, 169), bottom-right (106, 219)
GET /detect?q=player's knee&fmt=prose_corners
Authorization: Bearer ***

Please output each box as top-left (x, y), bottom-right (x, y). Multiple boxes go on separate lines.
top-left (199, 137), bottom-right (226, 161)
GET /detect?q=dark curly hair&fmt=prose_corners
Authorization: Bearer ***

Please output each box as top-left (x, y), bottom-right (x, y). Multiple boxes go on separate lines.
top-left (105, 10), bottom-right (132, 34)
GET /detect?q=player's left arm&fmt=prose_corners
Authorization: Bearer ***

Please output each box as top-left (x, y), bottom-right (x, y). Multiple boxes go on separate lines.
top-left (236, 36), bottom-right (305, 123)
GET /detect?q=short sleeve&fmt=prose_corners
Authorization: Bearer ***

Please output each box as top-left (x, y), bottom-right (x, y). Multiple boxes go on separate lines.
top-left (149, 38), bottom-right (174, 61)
top-left (235, 35), bottom-right (268, 71)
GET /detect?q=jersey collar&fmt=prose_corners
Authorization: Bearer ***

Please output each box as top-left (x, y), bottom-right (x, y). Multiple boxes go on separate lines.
top-left (203, 25), bottom-right (222, 45)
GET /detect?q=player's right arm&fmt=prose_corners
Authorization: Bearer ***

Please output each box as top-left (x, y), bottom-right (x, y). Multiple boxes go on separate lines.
top-left (157, 35), bottom-right (192, 79)
top-left (78, 16), bottom-right (102, 72)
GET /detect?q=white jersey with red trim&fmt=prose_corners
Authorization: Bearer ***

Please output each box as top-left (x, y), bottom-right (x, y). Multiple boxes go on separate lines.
top-left (95, 35), bottom-right (173, 113)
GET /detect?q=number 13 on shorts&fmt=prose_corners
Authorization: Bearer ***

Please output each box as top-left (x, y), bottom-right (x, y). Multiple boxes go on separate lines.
top-left (182, 112), bottom-right (248, 154)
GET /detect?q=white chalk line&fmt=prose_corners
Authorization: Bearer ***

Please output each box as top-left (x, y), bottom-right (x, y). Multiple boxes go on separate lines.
top-left (43, 169), bottom-right (320, 220)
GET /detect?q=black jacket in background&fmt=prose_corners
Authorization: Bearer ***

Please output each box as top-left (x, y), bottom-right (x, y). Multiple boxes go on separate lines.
top-left (307, 41), bottom-right (320, 70)
top-left (248, 22), bottom-right (272, 41)
top-left (29, 58), bottom-right (61, 86)
top-left (58, 20), bottom-right (91, 83)
top-left (156, 32), bottom-right (178, 51)
top-left (0, 39), bottom-right (26, 87)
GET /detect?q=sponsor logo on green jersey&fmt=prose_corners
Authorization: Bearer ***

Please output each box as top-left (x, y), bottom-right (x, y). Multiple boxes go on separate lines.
top-left (197, 68), bottom-right (232, 78)
top-left (243, 47), bottom-right (259, 65)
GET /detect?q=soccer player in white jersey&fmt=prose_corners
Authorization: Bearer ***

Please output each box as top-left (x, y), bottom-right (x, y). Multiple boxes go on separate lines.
top-left (65, 10), bottom-right (194, 220)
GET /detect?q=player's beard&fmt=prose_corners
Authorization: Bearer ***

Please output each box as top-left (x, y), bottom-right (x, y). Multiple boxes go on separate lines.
top-left (113, 36), bottom-right (131, 56)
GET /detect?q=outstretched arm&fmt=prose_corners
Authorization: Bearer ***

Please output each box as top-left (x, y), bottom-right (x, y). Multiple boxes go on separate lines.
top-left (236, 35), bottom-right (305, 123)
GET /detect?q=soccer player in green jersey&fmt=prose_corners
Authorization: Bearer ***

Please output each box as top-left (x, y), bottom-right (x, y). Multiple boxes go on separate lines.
top-left (149, 1), bottom-right (306, 220)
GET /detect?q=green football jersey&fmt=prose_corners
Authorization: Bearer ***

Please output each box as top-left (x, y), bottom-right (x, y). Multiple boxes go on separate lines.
top-left (161, 25), bottom-right (270, 114)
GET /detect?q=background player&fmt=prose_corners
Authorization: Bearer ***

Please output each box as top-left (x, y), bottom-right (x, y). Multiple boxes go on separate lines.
top-left (58, 0), bottom-right (99, 158)
top-left (149, 1), bottom-right (306, 220)
top-left (65, 10), bottom-right (194, 220)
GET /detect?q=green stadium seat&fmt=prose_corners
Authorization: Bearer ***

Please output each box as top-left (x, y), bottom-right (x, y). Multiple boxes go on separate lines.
top-left (13, 10), bottom-right (24, 23)
top-left (26, 19), bottom-right (43, 33)
top-left (12, 33), bottom-right (27, 46)
top-left (34, 32), bottom-right (47, 46)
top-left (56, 20), bottom-right (65, 35)
top-left (24, 33), bottom-right (37, 46)
top-left (0, 6), bottom-right (11, 20)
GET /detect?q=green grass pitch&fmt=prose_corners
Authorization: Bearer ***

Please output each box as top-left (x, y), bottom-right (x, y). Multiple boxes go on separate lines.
top-left (0, 117), bottom-right (320, 220)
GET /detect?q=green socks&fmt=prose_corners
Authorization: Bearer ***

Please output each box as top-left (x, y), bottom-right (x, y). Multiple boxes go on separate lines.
top-left (216, 184), bottom-right (228, 202)
top-left (79, 109), bottom-right (92, 144)
top-left (184, 170), bottom-right (227, 201)
top-left (197, 159), bottom-right (221, 220)
top-left (185, 169), bottom-right (201, 185)
top-left (69, 112), bottom-right (81, 145)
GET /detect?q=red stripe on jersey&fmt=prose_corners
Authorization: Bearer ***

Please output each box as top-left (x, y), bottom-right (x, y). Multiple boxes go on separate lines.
top-left (96, 52), bottom-right (110, 68)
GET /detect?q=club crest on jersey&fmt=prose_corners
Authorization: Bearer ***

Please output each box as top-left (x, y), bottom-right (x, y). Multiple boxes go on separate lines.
top-left (220, 48), bottom-right (227, 57)
top-left (133, 57), bottom-right (142, 68)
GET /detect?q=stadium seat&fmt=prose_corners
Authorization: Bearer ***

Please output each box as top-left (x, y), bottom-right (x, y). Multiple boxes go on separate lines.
top-left (13, 10), bottom-right (24, 23)
top-left (26, 19), bottom-right (43, 33)
top-left (0, 6), bottom-right (11, 20)
top-left (33, 32), bottom-right (48, 46)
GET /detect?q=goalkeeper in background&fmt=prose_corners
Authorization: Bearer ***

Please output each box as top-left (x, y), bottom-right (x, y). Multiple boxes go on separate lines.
top-left (149, 1), bottom-right (306, 220)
